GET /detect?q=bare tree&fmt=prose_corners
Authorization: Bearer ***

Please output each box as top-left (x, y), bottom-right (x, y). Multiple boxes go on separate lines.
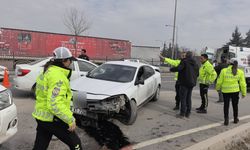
top-left (63, 8), bottom-right (90, 56)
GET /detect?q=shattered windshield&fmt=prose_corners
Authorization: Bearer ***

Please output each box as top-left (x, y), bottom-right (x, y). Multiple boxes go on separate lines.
top-left (87, 64), bottom-right (136, 83)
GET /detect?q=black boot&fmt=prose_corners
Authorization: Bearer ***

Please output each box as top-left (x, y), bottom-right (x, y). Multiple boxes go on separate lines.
top-left (173, 106), bottom-right (179, 110)
top-left (224, 118), bottom-right (229, 126)
top-left (196, 106), bottom-right (202, 111)
top-left (196, 109), bottom-right (207, 114)
top-left (234, 118), bottom-right (239, 124)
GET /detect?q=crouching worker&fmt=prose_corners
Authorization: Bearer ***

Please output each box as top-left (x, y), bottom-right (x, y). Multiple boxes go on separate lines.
top-left (216, 58), bottom-right (246, 126)
top-left (32, 47), bottom-right (82, 150)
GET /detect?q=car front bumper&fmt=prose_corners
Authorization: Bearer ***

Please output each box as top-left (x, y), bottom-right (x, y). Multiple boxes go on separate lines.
top-left (71, 94), bottom-right (127, 119)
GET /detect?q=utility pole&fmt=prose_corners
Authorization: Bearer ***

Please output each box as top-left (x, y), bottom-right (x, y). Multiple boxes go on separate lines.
top-left (171, 0), bottom-right (178, 59)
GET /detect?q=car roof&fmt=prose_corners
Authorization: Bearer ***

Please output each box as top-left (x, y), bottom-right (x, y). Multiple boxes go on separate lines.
top-left (105, 61), bottom-right (147, 67)
top-left (25, 57), bottom-right (98, 67)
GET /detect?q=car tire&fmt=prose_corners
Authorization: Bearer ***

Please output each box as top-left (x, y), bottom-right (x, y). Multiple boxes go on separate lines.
top-left (151, 85), bottom-right (160, 102)
top-left (118, 99), bottom-right (137, 125)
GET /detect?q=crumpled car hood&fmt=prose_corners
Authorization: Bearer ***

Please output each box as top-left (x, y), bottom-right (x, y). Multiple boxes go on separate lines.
top-left (71, 76), bottom-right (132, 100)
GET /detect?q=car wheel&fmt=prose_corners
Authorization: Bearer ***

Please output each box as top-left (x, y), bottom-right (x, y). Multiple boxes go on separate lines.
top-left (151, 85), bottom-right (160, 102)
top-left (118, 99), bottom-right (137, 125)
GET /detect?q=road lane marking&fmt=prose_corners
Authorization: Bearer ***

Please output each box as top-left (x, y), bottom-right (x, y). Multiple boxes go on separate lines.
top-left (161, 75), bottom-right (174, 77)
top-left (132, 115), bottom-right (250, 149)
top-left (161, 81), bottom-right (176, 83)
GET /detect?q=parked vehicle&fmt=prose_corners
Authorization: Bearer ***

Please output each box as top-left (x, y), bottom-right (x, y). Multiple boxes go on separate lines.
top-left (71, 61), bottom-right (161, 125)
top-left (201, 47), bottom-right (215, 61)
top-left (0, 65), bottom-right (9, 81)
top-left (13, 57), bottom-right (98, 94)
top-left (0, 85), bottom-right (18, 144)
top-left (216, 45), bottom-right (250, 89)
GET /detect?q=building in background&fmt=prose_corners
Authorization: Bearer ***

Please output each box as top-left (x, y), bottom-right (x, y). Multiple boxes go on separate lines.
top-left (131, 45), bottom-right (160, 65)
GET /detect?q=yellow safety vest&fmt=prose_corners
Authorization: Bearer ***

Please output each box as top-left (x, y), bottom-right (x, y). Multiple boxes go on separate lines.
top-left (32, 65), bottom-right (75, 126)
top-left (198, 60), bottom-right (217, 85)
top-left (164, 58), bottom-right (181, 81)
top-left (216, 65), bottom-right (247, 96)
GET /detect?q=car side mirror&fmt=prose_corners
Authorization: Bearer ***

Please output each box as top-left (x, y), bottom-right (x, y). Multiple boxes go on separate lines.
top-left (135, 78), bottom-right (144, 85)
top-left (86, 71), bottom-right (91, 77)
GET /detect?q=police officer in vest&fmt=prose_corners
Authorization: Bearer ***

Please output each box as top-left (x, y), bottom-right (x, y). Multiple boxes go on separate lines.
top-left (216, 58), bottom-right (246, 126)
top-left (32, 47), bottom-right (82, 150)
top-left (196, 54), bottom-right (217, 113)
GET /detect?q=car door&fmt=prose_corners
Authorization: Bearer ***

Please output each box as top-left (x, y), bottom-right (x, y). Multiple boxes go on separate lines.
top-left (75, 59), bottom-right (97, 77)
top-left (135, 66), bottom-right (148, 105)
top-left (143, 66), bottom-right (156, 99)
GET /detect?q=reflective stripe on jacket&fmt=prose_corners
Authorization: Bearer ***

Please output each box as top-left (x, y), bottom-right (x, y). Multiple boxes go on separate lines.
top-left (216, 65), bottom-right (247, 96)
top-left (198, 60), bottom-right (217, 85)
top-left (32, 65), bottom-right (75, 126)
top-left (164, 58), bottom-right (181, 81)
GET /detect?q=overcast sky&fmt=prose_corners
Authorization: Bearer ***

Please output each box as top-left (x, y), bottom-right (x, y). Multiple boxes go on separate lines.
top-left (1, 0), bottom-right (250, 50)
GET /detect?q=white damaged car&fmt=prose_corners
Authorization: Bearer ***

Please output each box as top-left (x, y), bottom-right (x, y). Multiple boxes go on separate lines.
top-left (71, 61), bottom-right (161, 125)
top-left (0, 85), bottom-right (18, 144)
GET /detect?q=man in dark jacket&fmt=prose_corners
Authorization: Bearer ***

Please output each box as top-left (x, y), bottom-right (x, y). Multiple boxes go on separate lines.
top-left (78, 49), bottom-right (89, 60)
top-left (214, 55), bottom-right (228, 102)
top-left (170, 51), bottom-right (199, 118)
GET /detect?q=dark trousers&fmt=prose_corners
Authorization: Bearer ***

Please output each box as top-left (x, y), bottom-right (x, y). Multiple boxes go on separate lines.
top-left (33, 118), bottom-right (82, 150)
top-left (199, 84), bottom-right (209, 110)
top-left (179, 85), bottom-right (193, 115)
top-left (175, 81), bottom-right (180, 107)
top-left (223, 92), bottom-right (239, 120)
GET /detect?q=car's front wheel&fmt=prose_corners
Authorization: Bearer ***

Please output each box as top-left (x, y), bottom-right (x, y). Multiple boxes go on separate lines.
top-left (118, 99), bottom-right (137, 125)
top-left (151, 85), bottom-right (160, 102)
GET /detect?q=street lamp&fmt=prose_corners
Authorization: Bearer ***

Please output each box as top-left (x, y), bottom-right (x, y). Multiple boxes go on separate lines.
top-left (167, 0), bottom-right (178, 59)
top-left (165, 25), bottom-right (178, 48)
top-left (165, 24), bottom-right (178, 59)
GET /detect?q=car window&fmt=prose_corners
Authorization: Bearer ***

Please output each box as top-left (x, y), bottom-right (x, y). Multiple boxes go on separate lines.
top-left (136, 66), bottom-right (148, 82)
top-left (77, 60), bottom-right (96, 72)
top-left (143, 66), bottom-right (155, 79)
top-left (0, 90), bottom-right (11, 109)
top-left (87, 64), bottom-right (136, 82)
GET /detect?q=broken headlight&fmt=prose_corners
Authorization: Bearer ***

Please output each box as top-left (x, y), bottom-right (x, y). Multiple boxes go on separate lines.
top-left (102, 95), bottom-right (127, 113)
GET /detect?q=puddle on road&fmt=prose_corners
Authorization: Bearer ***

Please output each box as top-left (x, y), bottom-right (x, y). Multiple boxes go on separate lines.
top-left (80, 120), bottom-right (131, 150)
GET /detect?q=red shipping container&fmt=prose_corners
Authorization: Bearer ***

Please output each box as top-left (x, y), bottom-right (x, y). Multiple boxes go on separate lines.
top-left (0, 28), bottom-right (131, 60)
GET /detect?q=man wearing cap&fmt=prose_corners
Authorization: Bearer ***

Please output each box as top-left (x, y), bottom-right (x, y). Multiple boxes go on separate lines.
top-left (32, 47), bottom-right (82, 150)
top-left (78, 48), bottom-right (89, 60)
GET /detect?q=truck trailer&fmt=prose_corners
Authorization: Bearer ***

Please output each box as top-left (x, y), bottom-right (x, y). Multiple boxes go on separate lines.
top-left (0, 27), bottom-right (131, 61)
